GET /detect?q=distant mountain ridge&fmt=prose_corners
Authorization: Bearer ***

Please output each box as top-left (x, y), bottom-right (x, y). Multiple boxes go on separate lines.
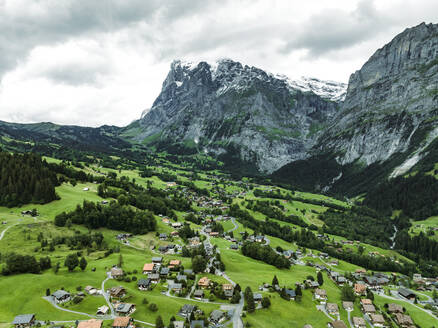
top-left (126, 58), bottom-right (345, 173)
top-left (1, 22), bottom-right (437, 196)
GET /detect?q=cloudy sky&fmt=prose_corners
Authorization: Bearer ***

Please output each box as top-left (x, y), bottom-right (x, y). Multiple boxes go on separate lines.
top-left (0, 0), bottom-right (436, 127)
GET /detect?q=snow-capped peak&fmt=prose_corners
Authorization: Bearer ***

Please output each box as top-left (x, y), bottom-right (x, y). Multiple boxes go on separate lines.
top-left (275, 74), bottom-right (347, 102)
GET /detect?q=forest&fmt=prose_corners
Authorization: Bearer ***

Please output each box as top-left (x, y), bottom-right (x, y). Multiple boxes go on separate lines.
top-left (0, 151), bottom-right (59, 207)
top-left (54, 200), bottom-right (157, 234)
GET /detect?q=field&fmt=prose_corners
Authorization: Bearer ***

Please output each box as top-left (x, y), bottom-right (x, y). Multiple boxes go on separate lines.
top-left (1, 158), bottom-right (438, 328)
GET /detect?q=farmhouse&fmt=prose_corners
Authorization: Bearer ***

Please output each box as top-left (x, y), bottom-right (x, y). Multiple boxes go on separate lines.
top-left (352, 316), bottom-right (366, 328)
top-left (342, 301), bottom-right (354, 311)
top-left (112, 317), bottom-right (134, 328)
top-left (198, 277), bottom-right (211, 288)
top-left (398, 288), bottom-right (416, 301)
top-left (328, 320), bottom-right (348, 328)
top-left (12, 314), bottom-right (36, 328)
top-left (394, 313), bottom-right (414, 327)
top-left (179, 304), bottom-right (196, 318)
top-left (387, 303), bottom-right (403, 314)
top-left (109, 286), bottom-right (126, 298)
top-left (314, 288), bottom-right (327, 301)
top-left (115, 303), bottom-right (136, 316)
top-left (209, 310), bottom-right (225, 324)
top-left (77, 319), bottom-right (103, 328)
top-left (193, 289), bottom-right (205, 299)
top-left (111, 267), bottom-right (124, 279)
top-left (52, 290), bottom-right (71, 303)
top-left (137, 278), bottom-right (151, 291)
top-left (326, 303), bottom-right (339, 315)
top-left (369, 314), bottom-right (385, 327)
top-left (143, 263), bottom-right (155, 274)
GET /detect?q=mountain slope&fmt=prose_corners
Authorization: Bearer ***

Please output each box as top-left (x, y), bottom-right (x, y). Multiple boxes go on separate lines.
top-left (126, 59), bottom-right (345, 173)
top-left (273, 22), bottom-right (438, 193)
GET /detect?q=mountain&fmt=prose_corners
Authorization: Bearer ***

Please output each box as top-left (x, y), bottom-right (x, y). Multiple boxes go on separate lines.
top-left (273, 22), bottom-right (438, 193)
top-left (125, 59), bottom-right (346, 173)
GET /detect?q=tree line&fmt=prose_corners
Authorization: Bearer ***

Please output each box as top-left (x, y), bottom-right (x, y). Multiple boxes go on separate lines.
top-left (55, 200), bottom-right (157, 234)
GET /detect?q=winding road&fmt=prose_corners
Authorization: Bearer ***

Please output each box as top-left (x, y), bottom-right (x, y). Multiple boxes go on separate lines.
top-left (0, 223), bottom-right (19, 241)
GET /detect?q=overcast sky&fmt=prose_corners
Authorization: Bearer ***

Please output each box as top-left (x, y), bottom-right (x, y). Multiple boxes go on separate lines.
top-left (0, 0), bottom-right (436, 127)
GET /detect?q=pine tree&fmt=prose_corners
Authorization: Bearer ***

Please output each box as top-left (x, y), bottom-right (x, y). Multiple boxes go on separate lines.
top-left (317, 271), bottom-right (324, 286)
top-left (155, 315), bottom-right (164, 328)
top-left (79, 257), bottom-right (87, 271)
top-left (272, 275), bottom-right (279, 287)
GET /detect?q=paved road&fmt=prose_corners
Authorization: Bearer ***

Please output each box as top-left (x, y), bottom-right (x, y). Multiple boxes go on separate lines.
top-left (43, 296), bottom-right (95, 318)
top-left (0, 223), bottom-right (18, 240)
top-left (228, 218), bottom-right (239, 233)
top-left (376, 291), bottom-right (438, 320)
top-left (347, 310), bottom-right (353, 328)
top-left (363, 314), bottom-right (374, 328)
top-left (101, 273), bottom-right (115, 317)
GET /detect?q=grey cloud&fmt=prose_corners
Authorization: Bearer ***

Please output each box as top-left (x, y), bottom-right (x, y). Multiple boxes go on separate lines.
top-left (281, 0), bottom-right (388, 57)
top-left (0, 0), bottom-right (218, 79)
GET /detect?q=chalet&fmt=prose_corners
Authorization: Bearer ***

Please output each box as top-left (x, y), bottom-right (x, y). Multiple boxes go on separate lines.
top-left (362, 304), bottom-right (376, 314)
top-left (111, 267), bottom-right (124, 279)
top-left (12, 314), bottom-right (36, 328)
top-left (209, 310), bottom-right (225, 324)
top-left (398, 288), bottom-right (416, 301)
top-left (255, 235), bottom-right (265, 243)
top-left (326, 303), bottom-right (339, 315)
top-left (370, 314), bottom-right (385, 327)
top-left (137, 279), bottom-right (151, 291)
top-left (148, 273), bottom-right (160, 283)
top-left (96, 306), bottom-right (109, 315)
top-left (152, 257), bottom-right (163, 264)
top-left (222, 284), bottom-right (234, 298)
top-left (112, 317), bottom-right (134, 328)
top-left (283, 250), bottom-right (294, 259)
top-left (336, 276), bottom-right (347, 286)
top-left (354, 283), bottom-right (367, 296)
top-left (179, 304), bottom-right (196, 318)
top-left (109, 286), bottom-right (126, 299)
top-left (167, 182), bottom-right (177, 187)
top-left (159, 233), bottom-right (168, 240)
top-left (352, 317), bottom-right (366, 328)
top-left (193, 289), bottom-right (205, 299)
top-left (172, 321), bottom-right (184, 328)
top-left (169, 260), bottom-right (181, 269)
top-left (388, 303), bottom-right (403, 314)
top-left (306, 280), bottom-right (320, 289)
top-left (342, 301), bottom-right (354, 311)
top-left (160, 267), bottom-right (169, 277)
top-left (143, 263), bottom-right (155, 274)
top-left (52, 290), bottom-right (71, 303)
top-left (314, 289), bottom-right (327, 301)
top-left (172, 222), bottom-right (183, 229)
top-left (330, 271), bottom-right (339, 281)
top-left (115, 303), bottom-right (136, 316)
top-left (158, 246), bottom-right (168, 253)
top-left (176, 274), bottom-right (187, 282)
top-left (360, 298), bottom-right (372, 306)
top-left (253, 293), bottom-right (263, 304)
top-left (327, 320), bottom-right (348, 328)
top-left (170, 283), bottom-right (183, 294)
top-left (77, 319), bottom-right (103, 328)
top-left (230, 244), bottom-right (239, 250)
top-left (209, 231), bottom-right (219, 237)
top-left (394, 313), bottom-right (414, 327)
top-left (171, 231), bottom-right (179, 237)
top-left (198, 277), bottom-right (211, 289)
top-left (190, 321), bottom-right (204, 328)
top-left (285, 289), bottom-right (296, 300)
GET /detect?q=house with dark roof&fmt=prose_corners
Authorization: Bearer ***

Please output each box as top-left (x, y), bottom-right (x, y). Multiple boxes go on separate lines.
top-left (209, 310), bottom-right (225, 324)
top-left (52, 290), bottom-right (71, 303)
top-left (179, 304), bottom-right (196, 318)
top-left (137, 278), bottom-right (151, 291)
top-left (115, 303), bottom-right (136, 316)
top-left (190, 321), bottom-right (204, 328)
top-left (193, 289), bottom-right (205, 299)
top-left (285, 289), bottom-right (296, 300)
top-left (152, 257), bottom-right (163, 264)
top-left (12, 314), bottom-right (35, 328)
top-left (160, 267), bottom-right (169, 277)
top-left (109, 286), bottom-right (126, 299)
top-left (398, 287), bottom-right (416, 301)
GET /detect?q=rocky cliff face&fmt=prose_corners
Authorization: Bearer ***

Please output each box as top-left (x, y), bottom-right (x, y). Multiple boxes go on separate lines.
top-left (316, 22), bottom-right (438, 175)
top-left (133, 59), bottom-right (345, 173)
